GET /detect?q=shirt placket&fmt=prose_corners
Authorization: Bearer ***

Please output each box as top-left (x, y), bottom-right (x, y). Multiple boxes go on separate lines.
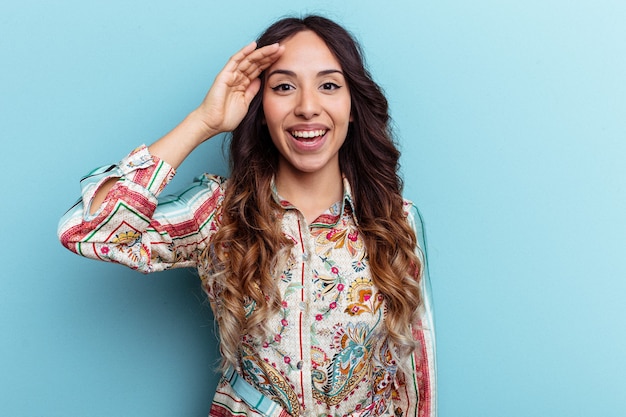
top-left (295, 215), bottom-right (314, 417)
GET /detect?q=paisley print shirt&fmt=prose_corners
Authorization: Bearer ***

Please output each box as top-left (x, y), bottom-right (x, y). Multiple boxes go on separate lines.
top-left (58, 146), bottom-right (436, 417)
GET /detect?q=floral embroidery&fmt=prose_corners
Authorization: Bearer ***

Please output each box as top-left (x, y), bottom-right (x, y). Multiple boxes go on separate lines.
top-left (352, 258), bottom-right (367, 272)
top-left (108, 230), bottom-right (149, 267)
top-left (59, 147), bottom-right (435, 417)
top-left (307, 214), bottom-right (391, 412)
top-left (313, 322), bottom-right (376, 406)
top-left (345, 277), bottom-right (385, 317)
top-left (240, 341), bottom-right (301, 416)
top-left (310, 221), bottom-right (364, 258)
top-left (111, 231), bottom-right (141, 245)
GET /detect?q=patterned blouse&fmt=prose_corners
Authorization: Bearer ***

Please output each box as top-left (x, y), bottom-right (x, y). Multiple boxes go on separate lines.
top-left (58, 146), bottom-right (436, 417)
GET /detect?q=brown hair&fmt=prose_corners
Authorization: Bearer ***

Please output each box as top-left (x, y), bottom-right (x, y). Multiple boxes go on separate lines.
top-left (206, 15), bottom-right (423, 369)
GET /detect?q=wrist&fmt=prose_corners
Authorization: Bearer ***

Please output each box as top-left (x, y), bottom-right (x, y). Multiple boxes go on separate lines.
top-left (187, 108), bottom-right (221, 143)
top-left (148, 111), bottom-right (216, 170)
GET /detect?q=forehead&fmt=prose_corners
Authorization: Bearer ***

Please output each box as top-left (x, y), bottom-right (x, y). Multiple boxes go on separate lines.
top-left (268, 30), bottom-right (343, 73)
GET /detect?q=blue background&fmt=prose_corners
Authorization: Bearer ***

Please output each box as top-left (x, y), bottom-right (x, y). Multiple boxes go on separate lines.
top-left (1, 0), bottom-right (625, 416)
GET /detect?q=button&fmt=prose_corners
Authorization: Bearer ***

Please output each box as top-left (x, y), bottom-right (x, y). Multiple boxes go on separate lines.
top-left (302, 251), bottom-right (310, 261)
top-left (296, 361), bottom-right (304, 370)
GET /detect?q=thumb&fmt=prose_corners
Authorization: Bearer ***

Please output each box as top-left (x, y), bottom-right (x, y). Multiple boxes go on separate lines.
top-left (244, 78), bottom-right (262, 104)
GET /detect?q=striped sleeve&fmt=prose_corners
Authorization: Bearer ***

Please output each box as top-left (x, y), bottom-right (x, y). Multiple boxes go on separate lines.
top-left (58, 145), bottom-right (225, 273)
top-left (396, 202), bottom-right (437, 417)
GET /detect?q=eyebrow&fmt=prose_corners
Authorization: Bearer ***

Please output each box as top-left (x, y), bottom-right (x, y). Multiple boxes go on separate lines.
top-left (266, 69), bottom-right (344, 78)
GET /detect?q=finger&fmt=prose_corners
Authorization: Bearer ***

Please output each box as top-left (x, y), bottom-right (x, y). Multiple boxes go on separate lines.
top-left (220, 41), bottom-right (258, 74)
top-left (221, 43), bottom-right (282, 89)
top-left (247, 43), bottom-right (282, 62)
top-left (227, 41), bottom-right (278, 69)
top-left (230, 41), bottom-right (258, 64)
top-left (244, 78), bottom-right (262, 103)
top-left (238, 44), bottom-right (284, 79)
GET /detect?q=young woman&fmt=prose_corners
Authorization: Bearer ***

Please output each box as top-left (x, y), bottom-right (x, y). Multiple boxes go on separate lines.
top-left (58, 15), bottom-right (436, 417)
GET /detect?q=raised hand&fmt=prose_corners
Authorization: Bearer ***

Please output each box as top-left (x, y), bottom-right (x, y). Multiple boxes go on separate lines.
top-left (90, 42), bottom-right (284, 214)
top-left (195, 41), bottom-right (284, 137)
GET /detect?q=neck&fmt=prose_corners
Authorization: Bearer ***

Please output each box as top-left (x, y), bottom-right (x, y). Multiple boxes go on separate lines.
top-left (275, 164), bottom-right (343, 224)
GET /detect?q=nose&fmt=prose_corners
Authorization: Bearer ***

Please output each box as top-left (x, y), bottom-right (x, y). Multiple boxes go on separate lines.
top-left (294, 87), bottom-right (321, 119)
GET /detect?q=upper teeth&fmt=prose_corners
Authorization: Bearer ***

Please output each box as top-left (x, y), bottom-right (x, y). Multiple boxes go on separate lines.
top-left (291, 130), bottom-right (326, 138)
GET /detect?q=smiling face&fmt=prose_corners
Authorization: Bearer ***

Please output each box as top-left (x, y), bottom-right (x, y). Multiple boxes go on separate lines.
top-left (262, 30), bottom-right (352, 182)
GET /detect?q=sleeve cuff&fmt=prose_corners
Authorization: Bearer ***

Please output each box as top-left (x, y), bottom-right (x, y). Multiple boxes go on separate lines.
top-left (80, 145), bottom-right (176, 218)
top-left (119, 144), bottom-right (158, 174)
top-left (121, 145), bottom-right (176, 195)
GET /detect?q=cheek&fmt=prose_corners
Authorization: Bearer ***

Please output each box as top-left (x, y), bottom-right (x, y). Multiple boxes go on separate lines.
top-left (262, 96), bottom-right (282, 128)
top-left (337, 101), bottom-right (353, 126)
top-left (334, 95), bottom-right (352, 122)
top-left (262, 98), bottom-right (286, 145)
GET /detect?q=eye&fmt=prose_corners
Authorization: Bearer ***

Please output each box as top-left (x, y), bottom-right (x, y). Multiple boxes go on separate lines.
top-left (321, 82), bottom-right (341, 91)
top-left (270, 83), bottom-right (294, 92)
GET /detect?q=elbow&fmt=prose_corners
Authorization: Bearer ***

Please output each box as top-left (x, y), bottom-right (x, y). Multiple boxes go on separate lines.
top-left (57, 221), bottom-right (80, 253)
top-left (57, 200), bottom-right (86, 252)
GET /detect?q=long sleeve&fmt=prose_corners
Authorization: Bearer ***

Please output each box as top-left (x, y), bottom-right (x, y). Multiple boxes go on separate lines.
top-left (58, 145), bottom-right (226, 273)
top-left (395, 203), bottom-right (437, 417)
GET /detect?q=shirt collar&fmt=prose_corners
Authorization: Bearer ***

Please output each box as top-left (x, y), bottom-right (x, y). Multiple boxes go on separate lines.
top-left (271, 176), bottom-right (358, 228)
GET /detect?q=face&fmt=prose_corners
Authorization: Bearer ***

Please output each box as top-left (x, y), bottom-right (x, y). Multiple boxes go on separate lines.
top-left (263, 30), bottom-right (352, 180)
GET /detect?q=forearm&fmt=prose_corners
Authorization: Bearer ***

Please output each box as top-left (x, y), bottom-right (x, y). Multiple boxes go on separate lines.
top-left (88, 41), bottom-right (283, 216)
top-left (148, 40), bottom-right (284, 171)
top-left (89, 110), bottom-right (218, 215)
top-left (148, 108), bottom-right (220, 170)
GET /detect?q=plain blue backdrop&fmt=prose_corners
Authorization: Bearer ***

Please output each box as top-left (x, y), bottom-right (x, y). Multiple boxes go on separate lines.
top-left (1, 0), bottom-right (625, 416)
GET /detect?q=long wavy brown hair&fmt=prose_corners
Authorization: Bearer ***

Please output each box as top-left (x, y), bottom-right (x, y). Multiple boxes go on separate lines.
top-left (205, 15), bottom-right (423, 370)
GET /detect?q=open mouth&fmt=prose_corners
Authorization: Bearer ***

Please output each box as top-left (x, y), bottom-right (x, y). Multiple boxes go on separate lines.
top-left (290, 129), bottom-right (327, 140)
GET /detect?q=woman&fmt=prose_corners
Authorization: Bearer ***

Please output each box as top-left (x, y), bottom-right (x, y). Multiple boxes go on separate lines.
top-left (58, 15), bottom-right (436, 417)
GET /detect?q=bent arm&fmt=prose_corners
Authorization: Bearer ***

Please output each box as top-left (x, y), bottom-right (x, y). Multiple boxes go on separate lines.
top-left (58, 146), bottom-right (226, 273)
top-left (89, 113), bottom-right (212, 215)
top-left (89, 41), bottom-right (283, 215)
